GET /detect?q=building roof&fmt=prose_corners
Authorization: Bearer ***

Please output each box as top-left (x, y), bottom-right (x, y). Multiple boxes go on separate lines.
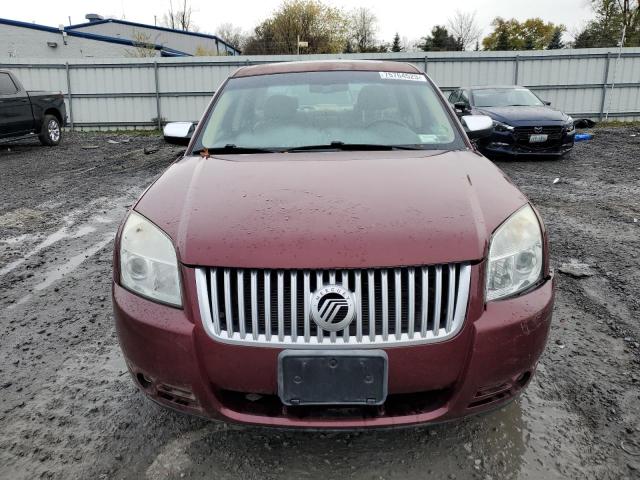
top-left (232, 60), bottom-right (423, 78)
top-left (66, 18), bottom-right (239, 54)
top-left (0, 17), bottom-right (189, 56)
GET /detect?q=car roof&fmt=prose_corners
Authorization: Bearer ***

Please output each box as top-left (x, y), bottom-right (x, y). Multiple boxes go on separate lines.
top-left (461, 85), bottom-right (526, 91)
top-left (231, 60), bottom-right (423, 78)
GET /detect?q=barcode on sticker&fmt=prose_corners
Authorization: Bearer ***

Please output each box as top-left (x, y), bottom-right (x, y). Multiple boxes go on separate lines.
top-left (379, 72), bottom-right (426, 82)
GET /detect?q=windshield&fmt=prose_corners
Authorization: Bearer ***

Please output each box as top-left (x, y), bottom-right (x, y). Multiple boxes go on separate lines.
top-left (194, 70), bottom-right (465, 152)
top-left (472, 88), bottom-right (544, 108)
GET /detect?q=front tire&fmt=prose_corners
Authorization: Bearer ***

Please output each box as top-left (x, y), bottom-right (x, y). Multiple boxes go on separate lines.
top-left (38, 115), bottom-right (61, 146)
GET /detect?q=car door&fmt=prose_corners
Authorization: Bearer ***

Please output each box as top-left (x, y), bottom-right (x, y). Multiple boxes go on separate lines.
top-left (0, 72), bottom-right (34, 137)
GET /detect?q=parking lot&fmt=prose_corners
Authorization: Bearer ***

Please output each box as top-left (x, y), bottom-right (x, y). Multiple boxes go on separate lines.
top-left (1, 128), bottom-right (639, 480)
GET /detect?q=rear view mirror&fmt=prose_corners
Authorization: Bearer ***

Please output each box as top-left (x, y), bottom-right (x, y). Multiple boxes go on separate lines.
top-left (461, 115), bottom-right (493, 140)
top-left (163, 122), bottom-right (195, 145)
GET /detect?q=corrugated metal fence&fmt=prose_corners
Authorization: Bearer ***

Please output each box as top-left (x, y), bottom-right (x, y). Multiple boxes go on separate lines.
top-left (2, 48), bottom-right (640, 129)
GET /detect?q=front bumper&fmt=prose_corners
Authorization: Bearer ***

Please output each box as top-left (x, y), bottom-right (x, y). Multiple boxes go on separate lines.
top-left (113, 266), bottom-right (554, 429)
top-left (481, 130), bottom-right (575, 157)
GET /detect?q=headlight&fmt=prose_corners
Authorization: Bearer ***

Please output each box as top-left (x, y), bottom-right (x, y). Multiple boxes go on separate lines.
top-left (564, 117), bottom-right (575, 133)
top-left (120, 212), bottom-right (182, 307)
top-left (492, 121), bottom-right (514, 133)
top-left (486, 205), bottom-right (543, 301)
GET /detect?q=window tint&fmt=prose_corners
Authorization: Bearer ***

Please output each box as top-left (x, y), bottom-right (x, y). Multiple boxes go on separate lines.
top-left (198, 71), bottom-right (465, 152)
top-left (0, 73), bottom-right (18, 95)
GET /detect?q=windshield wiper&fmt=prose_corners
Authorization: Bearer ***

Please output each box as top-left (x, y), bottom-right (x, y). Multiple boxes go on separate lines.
top-left (196, 144), bottom-right (279, 155)
top-left (285, 141), bottom-right (424, 152)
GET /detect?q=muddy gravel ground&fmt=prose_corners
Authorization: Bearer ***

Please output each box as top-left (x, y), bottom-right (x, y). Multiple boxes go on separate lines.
top-left (1, 129), bottom-right (639, 480)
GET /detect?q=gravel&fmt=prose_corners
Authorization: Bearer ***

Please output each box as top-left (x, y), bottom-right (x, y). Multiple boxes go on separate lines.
top-left (1, 128), bottom-right (639, 480)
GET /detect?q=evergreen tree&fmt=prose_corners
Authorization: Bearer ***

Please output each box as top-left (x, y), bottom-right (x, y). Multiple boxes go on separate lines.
top-left (391, 32), bottom-right (402, 52)
top-left (418, 25), bottom-right (460, 51)
top-left (495, 29), bottom-right (511, 50)
top-left (547, 27), bottom-right (564, 49)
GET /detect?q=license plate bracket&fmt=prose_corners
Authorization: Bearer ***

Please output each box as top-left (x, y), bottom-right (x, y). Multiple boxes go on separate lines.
top-left (529, 134), bottom-right (548, 143)
top-left (278, 350), bottom-right (388, 406)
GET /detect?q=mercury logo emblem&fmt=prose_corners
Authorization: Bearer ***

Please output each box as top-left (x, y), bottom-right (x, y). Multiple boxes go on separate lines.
top-left (534, 126), bottom-right (544, 134)
top-left (310, 284), bottom-right (356, 332)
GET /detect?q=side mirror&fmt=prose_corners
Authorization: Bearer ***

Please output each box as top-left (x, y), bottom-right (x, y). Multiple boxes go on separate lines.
top-left (543, 100), bottom-right (551, 106)
top-left (461, 115), bottom-right (493, 140)
top-left (163, 122), bottom-right (195, 145)
top-left (454, 102), bottom-right (469, 112)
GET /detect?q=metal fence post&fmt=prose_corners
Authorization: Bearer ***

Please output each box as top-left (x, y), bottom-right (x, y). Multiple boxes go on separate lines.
top-left (514, 55), bottom-right (520, 85)
top-left (65, 62), bottom-right (74, 131)
top-left (599, 52), bottom-right (612, 121)
top-left (424, 56), bottom-right (428, 73)
top-left (154, 61), bottom-right (161, 130)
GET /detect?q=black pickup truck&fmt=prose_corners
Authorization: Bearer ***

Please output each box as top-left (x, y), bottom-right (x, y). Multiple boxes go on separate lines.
top-left (0, 69), bottom-right (67, 146)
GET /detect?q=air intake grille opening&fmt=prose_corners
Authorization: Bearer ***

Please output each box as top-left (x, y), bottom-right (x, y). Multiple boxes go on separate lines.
top-left (196, 263), bottom-right (471, 347)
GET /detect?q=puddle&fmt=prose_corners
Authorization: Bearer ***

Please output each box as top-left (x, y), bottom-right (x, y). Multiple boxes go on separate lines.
top-left (0, 210), bottom-right (113, 278)
top-left (0, 225), bottom-right (70, 277)
top-left (14, 235), bottom-right (113, 305)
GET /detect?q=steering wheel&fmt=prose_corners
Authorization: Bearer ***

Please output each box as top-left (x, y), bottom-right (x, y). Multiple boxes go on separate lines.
top-left (365, 118), bottom-right (412, 130)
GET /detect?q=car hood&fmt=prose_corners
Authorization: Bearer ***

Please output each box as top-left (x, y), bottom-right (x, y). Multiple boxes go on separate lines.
top-left (475, 106), bottom-right (569, 125)
top-left (135, 150), bottom-right (528, 269)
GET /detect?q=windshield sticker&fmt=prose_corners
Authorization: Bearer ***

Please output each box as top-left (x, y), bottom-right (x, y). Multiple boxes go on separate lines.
top-left (418, 134), bottom-right (440, 143)
top-left (379, 72), bottom-right (426, 82)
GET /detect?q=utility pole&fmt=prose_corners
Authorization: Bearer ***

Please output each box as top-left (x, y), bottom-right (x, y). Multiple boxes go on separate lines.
top-left (297, 35), bottom-right (300, 55)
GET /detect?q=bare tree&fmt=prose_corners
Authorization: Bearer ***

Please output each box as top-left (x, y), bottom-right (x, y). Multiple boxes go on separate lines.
top-left (350, 7), bottom-right (378, 52)
top-left (125, 31), bottom-right (157, 57)
top-left (216, 22), bottom-right (246, 50)
top-left (163, 0), bottom-right (196, 31)
top-left (448, 10), bottom-right (482, 50)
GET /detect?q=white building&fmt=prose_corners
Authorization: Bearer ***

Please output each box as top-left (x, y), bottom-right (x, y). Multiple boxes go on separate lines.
top-left (0, 16), bottom-right (239, 59)
top-left (67, 17), bottom-right (239, 56)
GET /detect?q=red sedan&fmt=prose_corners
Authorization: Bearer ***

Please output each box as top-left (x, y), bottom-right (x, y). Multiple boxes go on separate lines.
top-left (112, 60), bottom-right (554, 429)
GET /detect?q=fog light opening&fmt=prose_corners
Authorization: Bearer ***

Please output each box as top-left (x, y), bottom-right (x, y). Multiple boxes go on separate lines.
top-left (136, 372), bottom-right (152, 390)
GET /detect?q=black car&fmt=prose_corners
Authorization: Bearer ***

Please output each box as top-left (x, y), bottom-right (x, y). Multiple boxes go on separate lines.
top-left (0, 70), bottom-right (66, 146)
top-left (449, 86), bottom-right (575, 157)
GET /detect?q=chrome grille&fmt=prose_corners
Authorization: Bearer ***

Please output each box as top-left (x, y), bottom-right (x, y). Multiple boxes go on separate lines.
top-left (195, 263), bottom-right (471, 348)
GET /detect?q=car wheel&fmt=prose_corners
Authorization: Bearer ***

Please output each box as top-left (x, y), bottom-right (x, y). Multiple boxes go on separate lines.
top-left (39, 115), bottom-right (62, 146)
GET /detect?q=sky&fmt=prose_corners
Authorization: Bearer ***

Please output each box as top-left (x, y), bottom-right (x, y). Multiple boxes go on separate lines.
top-left (2, 0), bottom-right (596, 45)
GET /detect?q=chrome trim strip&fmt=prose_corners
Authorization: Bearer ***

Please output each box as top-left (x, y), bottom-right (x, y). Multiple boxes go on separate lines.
top-left (250, 270), bottom-right (258, 340)
top-left (224, 268), bottom-right (233, 335)
top-left (394, 268), bottom-right (402, 340)
top-left (381, 269), bottom-right (389, 341)
top-left (277, 270), bottom-right (284, 342)
top-left (408, 267), bottom-right (415, 339)
top-left (237, 270), bottom-right (245, 339)
top-left (446, 264), bottom-right (456, 333)
top-left (264, 270), bottom-right (271, 340)
top-left (433, 266), bottom-right (442, 336)
top-left (421, 266), bottom-right (428, 338)
top-left (303, 271), bottom-right (310, 343)
top-left (290, 271), bottom-right (297, 342)
top-left (368, 270), bottom-right (376, 341)
top-left (355, 271), bottom-right (363, 343)
top-left (209, 267), bottom-right (221, 334)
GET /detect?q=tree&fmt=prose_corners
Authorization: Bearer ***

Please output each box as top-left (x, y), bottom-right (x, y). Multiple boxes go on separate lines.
top-left (418, 25), bottom-right (460, 51)
top-left (391, 32), bottom-right (402, 52)
top-left (447, 10), bottom-right (482, 50)
top-left (547, 27), bottom-right (565, 49)
top-left (216, 22), bottom-right (246, 51)
top-left (242, 0), bottom-right (348, 55)
top-left (125, 31), bottom-right (156, 57)
top-left (482, 17), bottom-right (562, 50)
top-left (350, 7), bottom-right (379, 52)
top-left (163, 0), bottom-right (196, 31)
top-left (572, 0), bottom-right (639, 47)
